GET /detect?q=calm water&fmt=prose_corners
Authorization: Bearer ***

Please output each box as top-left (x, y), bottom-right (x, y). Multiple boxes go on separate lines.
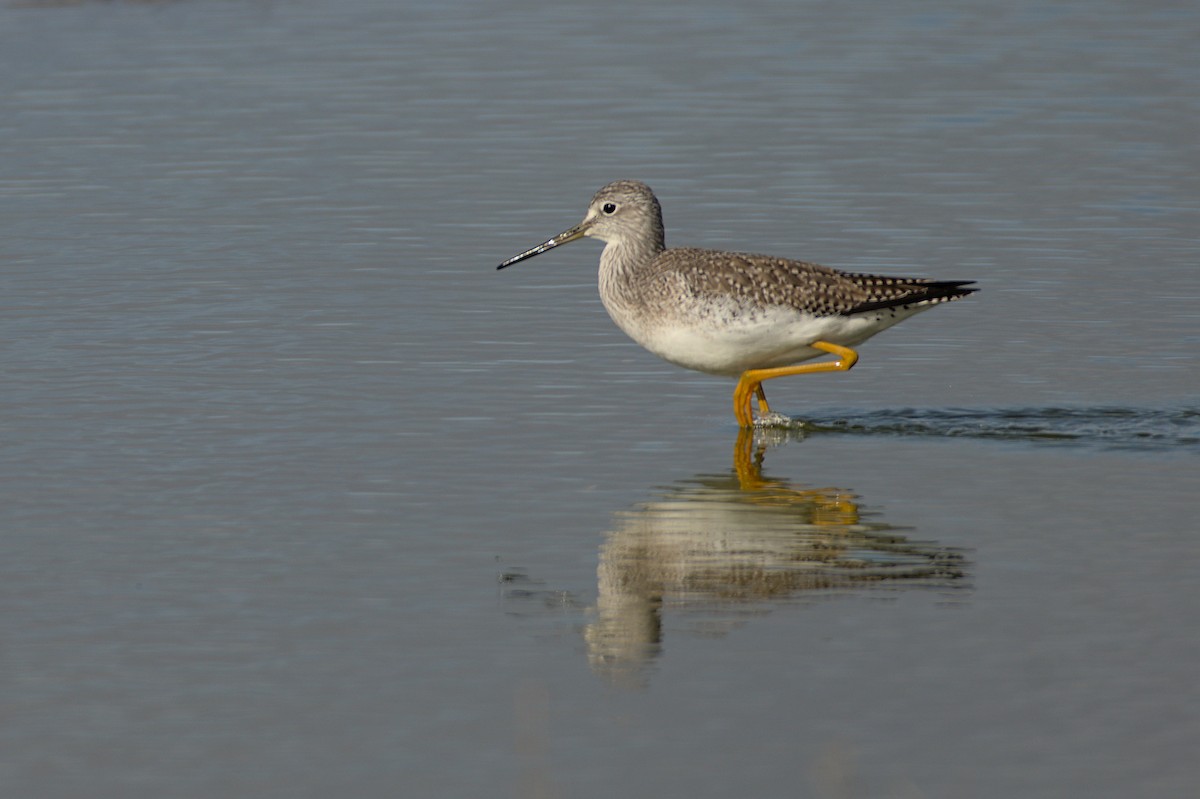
top-left (2, 0), bottom-right (1198, 797)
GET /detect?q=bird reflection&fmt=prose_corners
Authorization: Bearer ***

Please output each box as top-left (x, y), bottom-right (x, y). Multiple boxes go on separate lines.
top-left (583, 429), bottom-right (966, 685)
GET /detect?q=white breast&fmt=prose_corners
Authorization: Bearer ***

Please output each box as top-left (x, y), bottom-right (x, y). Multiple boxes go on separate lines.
top-left (602, 295), bottom-right (932, 377)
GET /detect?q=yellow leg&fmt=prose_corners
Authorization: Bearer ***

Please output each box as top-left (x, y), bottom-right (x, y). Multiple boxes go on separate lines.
top-left (755, 384), bottom-right (770, 415)
top-left (732, 340), bottom-right (860, 427)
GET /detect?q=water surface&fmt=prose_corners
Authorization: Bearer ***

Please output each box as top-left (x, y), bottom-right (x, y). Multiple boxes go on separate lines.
top-left (1, 1), bottom-right (1197, 797)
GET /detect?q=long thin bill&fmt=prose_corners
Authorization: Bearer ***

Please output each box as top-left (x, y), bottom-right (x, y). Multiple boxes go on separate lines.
top-left (496, 224), bottom-right (586, 270)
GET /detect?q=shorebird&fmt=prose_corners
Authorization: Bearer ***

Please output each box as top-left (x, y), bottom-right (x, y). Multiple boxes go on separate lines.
top-left (498, 180), bottom-right (975, 427)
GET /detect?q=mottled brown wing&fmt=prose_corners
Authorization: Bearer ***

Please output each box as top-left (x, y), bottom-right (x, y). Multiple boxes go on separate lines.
top-left (660, 248), bottom-right (975, 316)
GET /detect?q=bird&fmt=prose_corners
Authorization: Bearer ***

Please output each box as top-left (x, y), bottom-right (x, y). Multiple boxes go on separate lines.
top-left (497, 180), bottom-right (976, 427)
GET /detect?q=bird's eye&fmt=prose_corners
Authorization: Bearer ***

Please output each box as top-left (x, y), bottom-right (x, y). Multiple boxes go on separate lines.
top-left (602, 202), bottom-right (618, 215)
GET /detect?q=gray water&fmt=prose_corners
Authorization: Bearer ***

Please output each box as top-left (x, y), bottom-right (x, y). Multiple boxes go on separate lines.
top-left (2, 0), bottom-right (1198, 797)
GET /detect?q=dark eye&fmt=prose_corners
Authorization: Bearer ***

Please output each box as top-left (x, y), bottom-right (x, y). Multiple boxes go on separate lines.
top-left (602, 202), bottom-right (618, 215)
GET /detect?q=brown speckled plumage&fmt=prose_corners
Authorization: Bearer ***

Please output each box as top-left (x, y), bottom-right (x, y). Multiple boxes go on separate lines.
top-left (497, 180), bottom-right (976, 420)
top-left (642, 247), bottom-right (975, 318)
top-left (578, 180), bottom-right (975, 320)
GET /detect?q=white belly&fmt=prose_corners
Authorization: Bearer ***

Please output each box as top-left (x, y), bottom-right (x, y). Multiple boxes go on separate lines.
top-left (604, 299), bottom-right (931, 377)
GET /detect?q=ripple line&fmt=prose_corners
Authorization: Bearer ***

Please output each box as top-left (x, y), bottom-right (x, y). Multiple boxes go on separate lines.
top-left (785, 406), bottom-right (1200, 451)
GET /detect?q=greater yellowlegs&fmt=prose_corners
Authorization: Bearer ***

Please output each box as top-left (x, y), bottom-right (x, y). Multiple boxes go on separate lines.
top-left (497, 180), bottom-right (976, 427)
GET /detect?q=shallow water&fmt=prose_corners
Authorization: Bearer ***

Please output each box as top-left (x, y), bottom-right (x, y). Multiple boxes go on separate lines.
top-left (2, 0), bottom-right (1198, 797)
top-left (789, 405), bottom-right (1200, 449)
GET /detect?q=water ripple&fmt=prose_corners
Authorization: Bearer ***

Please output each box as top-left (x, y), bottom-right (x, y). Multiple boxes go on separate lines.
top-left (779, 406), bottom-right (1200, 451)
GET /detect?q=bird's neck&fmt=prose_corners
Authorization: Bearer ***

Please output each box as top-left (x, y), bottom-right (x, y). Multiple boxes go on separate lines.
top-left (598, 236), bottom-right (665, 315)
top-left (598, 235), bottom-right (665, 279)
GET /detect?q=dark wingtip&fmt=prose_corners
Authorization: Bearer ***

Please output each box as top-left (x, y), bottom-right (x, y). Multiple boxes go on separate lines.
top-left (942, 280), bottom-right (978, 298)
top-left (846, 279), bottom-right (978, 314)
top-left (925, 280), bottom-right (979, 303)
